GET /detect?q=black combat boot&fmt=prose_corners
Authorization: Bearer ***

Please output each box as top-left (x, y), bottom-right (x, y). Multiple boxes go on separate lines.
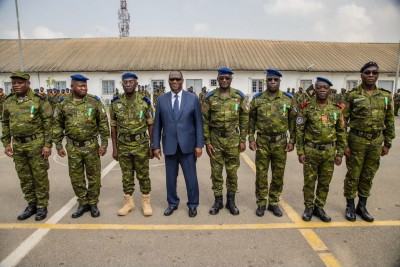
top-left (313, 207), bottom-right (331, 222)
top-left (90, 204), bottom-right (100, 218)
top-left (345, 198), bottom-right (356, 222)
top-left (17, 204), bottom-right (37, 220)
top-left (35, 207), bottom-right (48, 221)
top-left (225, 192), bottom-right (239, 215)
top-left (209, 195), bottom-right (223, 215)
top-left (256, 206), bottom-right (266, 217)
top-left (72, 204), bottom-right (90, 218)
top-left (267, 204), bottom-right (283, 217)
top-left (355, 196), bottom-right (374, 222)
top-left (302, 207), bottom-right (313, 221)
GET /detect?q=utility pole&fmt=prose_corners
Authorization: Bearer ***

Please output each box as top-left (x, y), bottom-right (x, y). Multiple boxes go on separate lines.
top-left (15, 0), bottom-right (24, 71)
top-left (118, 0), bottom-right (130, 37)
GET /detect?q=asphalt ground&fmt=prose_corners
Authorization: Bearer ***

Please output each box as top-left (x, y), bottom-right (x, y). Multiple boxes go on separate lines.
top-left (0, 119), bottom-right (399, 267)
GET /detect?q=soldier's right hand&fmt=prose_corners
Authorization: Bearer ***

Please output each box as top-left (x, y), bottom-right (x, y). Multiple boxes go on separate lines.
top-left (298, 154), bottom-right (306, 164)
top-left (4, 145), bottom-right (13, 157)
top-left (344, 147), bottom-right (351, 158)
top-left (206, 144), bottom-right (215, 157)
top-left (249, 141), bottom-right (257, 151)
top-left (58, 149), bottom-right (66, 157)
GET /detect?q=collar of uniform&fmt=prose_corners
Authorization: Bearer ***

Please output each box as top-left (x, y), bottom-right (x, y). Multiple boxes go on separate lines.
top-left (120, 92), bottom-right (140, 104)
top-left (357, 84), bottom-right (380, 96)
top-left (309, 97), bottom-right (333, 110)
top-left (215, 87), bottom-right (235, 98)
top-left (262, 89), bottom-right (282, 99)
top-left (12, 88), bottom-right (34, 102)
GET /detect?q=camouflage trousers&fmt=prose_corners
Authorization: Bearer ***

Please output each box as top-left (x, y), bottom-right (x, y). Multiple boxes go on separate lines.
top-left (209, 131), bottom-right (240, 196)
top-left (394, 101), bottom-right (400, 115)
top-left (117, 139), bottom-right (151, 195)
top-left (13, 137), bottom-right (50, 208)
top-left (66, 141), bottom-right (101, 205)
top-left (344, 132), bottom-right (384, 199)
top-left (255, 137), bottom-right (287, 206)
top-left (303, 145), bottom-right (335, 208)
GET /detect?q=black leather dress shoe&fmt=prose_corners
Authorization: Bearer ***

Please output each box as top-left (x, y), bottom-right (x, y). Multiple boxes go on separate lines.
top-left (35, 207), bottom-right (48, 221)
top-left (17, 204), bottom-right (37, 220)
top-left (189, 207), bottom-right (197, 218)
top-left (302, 207), bottom-right (313, 222)
top-left (164, 206), bottom-right (178, 216)
top-left (267, 204), bottom-right (283, 217)
top-left (72, 204), bottom-right (90, 218)
top-left (90, 204), bottom-right (100, 218)
top-left (256, 206), bottom-right (266, 217)
top-left (313, 207), bottom-right (331, 222)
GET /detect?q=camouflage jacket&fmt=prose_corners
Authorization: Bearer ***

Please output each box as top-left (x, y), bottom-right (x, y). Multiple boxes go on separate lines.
top-left (1, 88), bottom-right (53, 147)
top-left (248, 90), bottom-right (296, 143)
top-left (53, 94), bottom-right (110, 150)
top-left (202, 87), bottom-right (249, 144)
top-left (343, 84), bottom-right (395, 146)
top-left (296, 98), bottom-right (347, 157)
top-left (198, 92), bottom-right (206, 102)
top-left (110, 93), bottom-right (154, 135)
top-left (394, 93), bottom-right (400, 102)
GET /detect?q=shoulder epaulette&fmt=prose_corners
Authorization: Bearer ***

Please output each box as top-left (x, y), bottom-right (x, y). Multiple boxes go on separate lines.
top-left (111, 96), bottom-right (119, 103)
top-left (142, 96), bottom-right (151, 105)
top-left (335, 103), bottom-right (346, 110)
top-left (283, 92), bottom-right (293, 98)
top-left (300, 102), bottom-right (309, 109)
top-left (379, 87), bottom-right (391, 94)
top-left (58, 97), bottom-right (64, 103)
top-left (253, 92), bottom-right (262, 99)
top-left (205, 91), bottom-right (215, 99)
top-left (34, 92), bottom-right (45, 100)
top-left (235, 90), bottom-right (245, 99)
top-left (4, 93), bottom-right (15, 100)
top-left (88, 94), bottom-right (101, 101)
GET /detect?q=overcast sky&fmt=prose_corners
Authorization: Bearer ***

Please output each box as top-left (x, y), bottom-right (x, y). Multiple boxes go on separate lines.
top-left (0, 0), bottom-right (399, 42)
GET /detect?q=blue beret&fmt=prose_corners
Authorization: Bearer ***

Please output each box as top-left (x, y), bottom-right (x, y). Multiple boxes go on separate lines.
top-left (316, 77), bottom-right (333, 86)
top-left (122, 72), bottom-right (138, 79)
top-left (34, 88), bottom-right (39, 92)
top-left (71, 74), bottom-right (89, 82)
top-left (360, 61), bottom-right (379, 73)
top-left (266, 69), bottom-right (282, 77)
top-left (218, 67), bottom-right (234, 75)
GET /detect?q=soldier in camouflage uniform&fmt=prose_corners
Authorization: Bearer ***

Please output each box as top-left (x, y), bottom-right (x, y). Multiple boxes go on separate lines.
top-left (249, 69), bottom-right (296, 217)
top-left (343, 62), bottom-right (395, 222)
top-left (53, 74), bottom-right (110, 218)
top-left (202, 67), bottom-right (248, 215)
top-left (1, 72), bottom-right (53, 221)
top-left (0, 88), bottom-right (5, 119)
top-left (337, 88), bottom-right (348, 106)
top-left (296, 77), bottom-right (346, 222)
top-left (110, 73), bottom-right (154, 217)
top-left (198, 86), bottom-right (207, 103)
top-left (394, 89), bottom-right (400, 116)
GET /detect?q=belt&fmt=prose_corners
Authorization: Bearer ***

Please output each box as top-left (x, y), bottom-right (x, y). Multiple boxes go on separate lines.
top-left (13, 133), bottom-right (43, 143)
top-left (305, 140), bottom-right (335, 150)
top-left (257, 132), bottom-right (287, 142)
top-left (67, 137), bottom-right (97, 147)
top-left (119, 132), bottom-right (147, 142)
top-left (211, 128), bottom-right (238, 138)
top-left (350, 129), bottom-right (381, 140)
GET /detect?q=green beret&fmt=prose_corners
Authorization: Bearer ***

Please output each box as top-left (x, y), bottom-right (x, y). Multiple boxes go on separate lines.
top-left (10, 72), bottom-right (30, 80)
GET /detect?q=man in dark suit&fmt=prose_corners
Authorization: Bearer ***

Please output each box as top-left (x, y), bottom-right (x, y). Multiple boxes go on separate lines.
top-left (153, 71), bottom-right (204, 217)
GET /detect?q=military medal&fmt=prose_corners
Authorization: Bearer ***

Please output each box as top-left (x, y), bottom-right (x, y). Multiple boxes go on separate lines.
top-left (333, 113), bottom-right (337, 120)
top-left (88, 108), bottom-right (93, 121)
top-left (321, 114), bottom-right (328, 121)
top-left (384, 97), bottom-right (388, 110)
top-left (234, 103), bottom-right (239, 112)
top-left (139, 110), bottom-right (143, 119)
top-left (30, 105), bottom-right (35, 118)
top-left (282, 104), bottom-right (286, 115)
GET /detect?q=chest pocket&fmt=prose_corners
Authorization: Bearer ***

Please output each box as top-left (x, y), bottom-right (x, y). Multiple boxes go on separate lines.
top-left (352, 96), bottom-right (370, 117)
top-left (371, 95), bottom-right (386, 122)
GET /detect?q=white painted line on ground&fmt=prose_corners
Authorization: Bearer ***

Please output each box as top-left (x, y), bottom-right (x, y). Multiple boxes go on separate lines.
top-left (0, 160), bottom-right (118, 267)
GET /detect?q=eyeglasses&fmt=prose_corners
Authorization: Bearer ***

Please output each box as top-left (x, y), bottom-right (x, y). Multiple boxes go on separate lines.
top-left (169, 78), bottom-right (182, 82)
top-left (218, 76), bottom-right (232, 81)
top-left (362, 70), bottom-right (379, 75)
top-left (267, 78), bottom-right (280, 82)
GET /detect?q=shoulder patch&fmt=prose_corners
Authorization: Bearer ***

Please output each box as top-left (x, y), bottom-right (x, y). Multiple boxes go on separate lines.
top-left (283, 92), bottom-right (293, 98)
top-left (142, 96), bottom-right (151, 105)
top-left (300, 102), bottom-right (309, 109)
top-left (111, 96), bottom-right (120, 103)
top-left (253, 92), bottom-right (262, 99)
top-left (205, 91), bottom-right (215, 99)
top-left (58, 97), bottom-right (64, 103)
top-left (235, 90), bottom-right (245, 99)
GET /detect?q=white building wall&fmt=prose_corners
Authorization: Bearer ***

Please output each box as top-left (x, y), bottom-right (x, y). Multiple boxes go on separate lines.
top-left (1, 71), bottom-right (399, 100)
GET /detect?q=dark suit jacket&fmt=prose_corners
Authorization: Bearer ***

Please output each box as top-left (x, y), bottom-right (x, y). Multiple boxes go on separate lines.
top-left (153, 90), bottom-right (204, 155)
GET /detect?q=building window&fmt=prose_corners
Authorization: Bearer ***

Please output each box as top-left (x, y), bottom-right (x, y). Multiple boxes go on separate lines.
top-left (210, 79), bottom-right (217, 86)
top-left (378, 80), bottom-right (394, 93)
top-left (102, 80), bottom-right (115, 95)
top-left (186, 79), bottom-right (202, 93)
top-left (300, 80), bottom-right (312, 90)
top-left (54, 81), bottom-right (66, 89)
top-left (252, 79), bottom-right (263, 93)
top-left (152, 80), bottom-right (164, 91)
top-left (4, 82), bottom-right (12, 94)
top-left (346, 80), bottom-right (359, 90)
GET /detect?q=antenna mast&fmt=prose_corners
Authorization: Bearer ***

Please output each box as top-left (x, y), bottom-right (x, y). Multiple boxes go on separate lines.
top-left (118, 0), bottom-right (130, 37)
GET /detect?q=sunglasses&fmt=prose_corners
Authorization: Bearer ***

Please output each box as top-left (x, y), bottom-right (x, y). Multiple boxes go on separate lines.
top-left (362, 70), bottom-right (379, 75)
top-left (218, 76), bottom-right (232, 81)
top-left (267, 78), bottom-right (280, 82)
top-left (122, 80), bottom-right (137, 84)
top-left (169, 78), bottom-right (182, 82)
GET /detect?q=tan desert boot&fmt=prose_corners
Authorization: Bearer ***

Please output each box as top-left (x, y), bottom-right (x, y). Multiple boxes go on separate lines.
top-left (142, 194), bottom-right (153, 216)
top-left (118, 194), bottom-right (134, 216)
